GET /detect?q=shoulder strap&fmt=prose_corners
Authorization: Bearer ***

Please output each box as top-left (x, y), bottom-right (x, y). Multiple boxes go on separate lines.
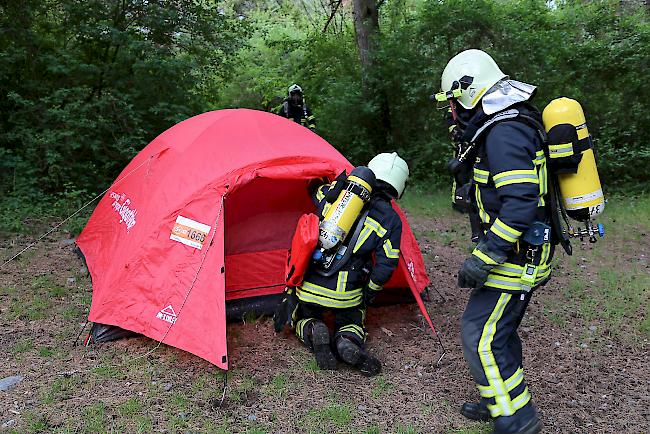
top-left (314, 208), bottom-right (371, 277)
top-left (470, 105), bottom-right (547, 145)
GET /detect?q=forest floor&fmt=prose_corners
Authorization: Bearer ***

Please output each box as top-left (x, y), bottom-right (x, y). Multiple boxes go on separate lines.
top-left (0, 192), bottom-right (648, 434)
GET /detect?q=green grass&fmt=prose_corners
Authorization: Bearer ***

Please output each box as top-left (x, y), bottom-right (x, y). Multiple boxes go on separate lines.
top-left (400, 189), bottom-right (454, 219)
top-left (305, 402), bottom-right (353, 428)
top-left (118, 398), bottom-right (143, 417)
top-left (267, 373), bottom-right (287, 397)
top-left (41, 376), bottom-right (82, 405)
top-left (371, 376), bottom-right (393, 398)
top-left (24, 411), bottom-right (51, 433)
top-left (396, 425), bottom-right (419, 434)
top-left (447, 423), bottom-right (493, 434)
top-left (82, 402), bottom-right (107, 433)
top-left (11, 338), bottom-right (34, 355)
top-left (38, 346), bottom-right (54, 357)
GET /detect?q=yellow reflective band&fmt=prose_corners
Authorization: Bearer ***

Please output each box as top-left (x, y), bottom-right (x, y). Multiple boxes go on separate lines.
top-left (493, 169), bottom-right (538, 188)
top-left (322, 202), bottom-right (332, 217)
top-left (338, 324), bottom-right (364, 339)
top-left (353, 226), bottom-right (373, 253)
top-left (365, 217), bottom-right (387, 237)
top-left (383, 239), bottom-right (400, 259)
top-left (296, 292), bottom-right (362, 308)
top-left (336, 271), bottom-right (348, 293)
top-left (478, 367), bottom-right (525, 398)
top-left (490, 218), bottom-right (522, 243)
top-left (368, 279), bottom-right (382, 291)
top-left (451, 180), bottom-right (457, 203)
top-left (485, 274), bottom-right (525, 291)
top-left (488, 387), bottom-right (531, 417)
top-left (486, 265), bottom-right (552, 291)
top-left (296, 318), bottom-right (313, 340)
top-left (473, 168), bottom-right (490, 184)
top-left (537, 159), bottom-right (548, 202)
top-left (491, 262), bottom-right (525, 277)
top-left (307, 115), bottom-right (315, 121)
top-left (548, 143), bottom-right (574, 157)
top-left (300, 281), bottom-right (362, 300)
top-left (478, 293), bottom-right (513, 417)
top-left (535, 150), bottom-right (545, 162)
top-left (505, 367), bottom-right (525, 392)
top-left (354, 217), bottom-right (388, 253)
top-left (477, 383), bottom-right (494, 398)
top-left (316, 185), bottom-right (326, 202)
top-left (475, 187), bottom-right (491, 224)
top-left (472, 248), bottom-right (499, 266)
top-left (471, 87), bottom-right (488, 106)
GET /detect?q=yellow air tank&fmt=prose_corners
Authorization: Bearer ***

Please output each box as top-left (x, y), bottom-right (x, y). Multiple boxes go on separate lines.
top-left (318, 166), bottom-right (375, 251)
top-left (542, 98), bottom-right (605, 223)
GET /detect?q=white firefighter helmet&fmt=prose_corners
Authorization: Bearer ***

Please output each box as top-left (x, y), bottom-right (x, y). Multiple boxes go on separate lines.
top-left (368, 152), bottom-right (409, 198)
top-left (288, 84), bottom-right (303, 95)
top-left (440, 49), bottom-right (507, 110)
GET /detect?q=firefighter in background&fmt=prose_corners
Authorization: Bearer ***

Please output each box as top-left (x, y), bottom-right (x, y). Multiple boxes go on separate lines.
top-left (434, 49), bottom-right (552, 434)
top-left (279, 84), bottom-right (316, 131)
top-left (292, 153), bottom-right (408, 376)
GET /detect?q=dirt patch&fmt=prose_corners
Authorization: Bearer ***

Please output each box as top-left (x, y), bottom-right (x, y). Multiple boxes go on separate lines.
top-left (0, 211), bottom-right (648, 433)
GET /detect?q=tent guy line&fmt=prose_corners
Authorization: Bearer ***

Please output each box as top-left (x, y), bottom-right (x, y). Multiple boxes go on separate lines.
top-left (0, 155), bottom-right (155, 270)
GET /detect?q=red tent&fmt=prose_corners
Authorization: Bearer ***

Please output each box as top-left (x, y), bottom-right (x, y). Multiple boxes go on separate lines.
top-left (77, 109), bottom-right (431, 369)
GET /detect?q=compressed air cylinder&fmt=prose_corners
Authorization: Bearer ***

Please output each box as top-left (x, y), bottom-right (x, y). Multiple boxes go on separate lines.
top-left (542, 98), bottom-right (605, 222)
top-left (318, 166), bottom-right (375, 250)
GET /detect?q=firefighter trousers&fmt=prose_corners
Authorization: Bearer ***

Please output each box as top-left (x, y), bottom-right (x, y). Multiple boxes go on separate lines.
top-left (461, 288), bottom-right (538, 433)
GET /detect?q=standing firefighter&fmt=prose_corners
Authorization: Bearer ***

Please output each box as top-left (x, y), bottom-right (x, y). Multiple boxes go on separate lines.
top-left (434, 49), bottom-right (552, 434)
top-left (274, 153), bottom-right (409, 376)
top-left (279, 84), bottom-right (316, 131)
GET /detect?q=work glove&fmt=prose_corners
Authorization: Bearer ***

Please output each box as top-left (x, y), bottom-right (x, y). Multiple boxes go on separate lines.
top-left (273, 287), bottom-right (298, 333)
top-left (458, 242), bottom-right (507, 289)
top-left (363, 287), bottom-right (376, 306)
top-left (363, 280), bottom-right (382, 306)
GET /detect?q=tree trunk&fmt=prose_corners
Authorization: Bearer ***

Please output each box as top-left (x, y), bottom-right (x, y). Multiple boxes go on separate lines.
top-left (352, 0), bottom-right (392, 151)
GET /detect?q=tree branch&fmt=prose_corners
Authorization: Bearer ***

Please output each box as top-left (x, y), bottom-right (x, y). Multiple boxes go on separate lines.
top-left (323, 0), bottom-right (343, 33)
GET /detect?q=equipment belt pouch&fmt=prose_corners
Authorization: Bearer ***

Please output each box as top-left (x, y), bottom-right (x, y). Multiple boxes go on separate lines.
top-left (522, 221), bottom-right (552, 247)
top-left (520, 221), bottom-right (551, 292)
top-left (520, 264), bottom-right (538, 291)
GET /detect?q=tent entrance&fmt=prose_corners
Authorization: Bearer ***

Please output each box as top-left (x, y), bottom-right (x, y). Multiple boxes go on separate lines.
top-left (224, 177), bottom-right (317, 301)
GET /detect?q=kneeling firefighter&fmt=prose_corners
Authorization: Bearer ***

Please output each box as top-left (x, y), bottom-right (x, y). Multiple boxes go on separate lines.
top-left (274, 153), bottom-right (408, 376)
top-left (434, 49), bottom-right (554, 434)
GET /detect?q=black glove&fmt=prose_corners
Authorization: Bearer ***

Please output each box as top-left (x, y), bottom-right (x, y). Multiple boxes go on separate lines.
top-left (363, 286), bottom-right (379, 306)
top-left (273, 288), bottom-right (298, 333)
top-left (458, 242), bottom-right (507, 289)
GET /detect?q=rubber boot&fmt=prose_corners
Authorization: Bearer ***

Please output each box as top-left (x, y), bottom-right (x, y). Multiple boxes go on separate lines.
top-left (335, 337), bottom-right (381, 377)
top-left (310, 321), bottom-right (337, 370)
top-left (460, 401), bottom-right (491, 421)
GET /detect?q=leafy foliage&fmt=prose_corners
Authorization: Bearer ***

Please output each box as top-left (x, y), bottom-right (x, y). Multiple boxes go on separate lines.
top-left (0, 0), bottom-right (247, 199)
top-left (0, 0), bottom-right (648, 233)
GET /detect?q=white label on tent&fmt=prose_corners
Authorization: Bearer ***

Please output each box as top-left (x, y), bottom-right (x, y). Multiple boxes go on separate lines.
top-left (170, 215), bottom-right (211, 250)
top-left (156, 304), bottom-right (177, 324)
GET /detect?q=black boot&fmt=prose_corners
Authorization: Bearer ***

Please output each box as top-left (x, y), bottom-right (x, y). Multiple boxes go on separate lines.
top-left (309, 321), bottom-right (337, 370)
top-left (494, 416), bottom-right (542, 434)
top-left (460, 401), bottom-right (491, 421)
top-left (335, 337), bottom-right (381, 377)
